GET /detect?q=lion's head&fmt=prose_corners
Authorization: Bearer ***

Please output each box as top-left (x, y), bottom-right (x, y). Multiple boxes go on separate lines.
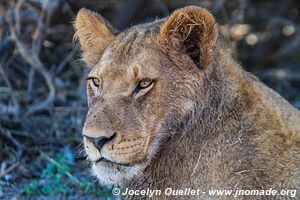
top-left (74, 6), bottom-right (218, 185)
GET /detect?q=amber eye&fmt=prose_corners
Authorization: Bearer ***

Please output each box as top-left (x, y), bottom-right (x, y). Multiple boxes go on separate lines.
top-left (138, 78), bottom-right (153, 89)
top-left (132, 78), bottom-right (154, 98)
top-left (88, 77), bottom-right (101, 88)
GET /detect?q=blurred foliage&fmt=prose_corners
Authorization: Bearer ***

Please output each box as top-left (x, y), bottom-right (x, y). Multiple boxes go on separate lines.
top-left (22, 148), bottom-right (112, 198)
top-left (0, 0), bottom-right (299, 199)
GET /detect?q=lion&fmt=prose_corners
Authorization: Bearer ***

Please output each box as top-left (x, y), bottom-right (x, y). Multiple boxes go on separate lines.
top-left (74, 6), bottom-right (300, 200)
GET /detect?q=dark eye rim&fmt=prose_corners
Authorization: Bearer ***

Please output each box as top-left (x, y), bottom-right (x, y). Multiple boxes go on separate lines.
top-left (132, 78), bottom-right (155, 96)
top-left (87, 77), bottom-right (101, 88)
top-left (137, 78), bottom-right (154, 89)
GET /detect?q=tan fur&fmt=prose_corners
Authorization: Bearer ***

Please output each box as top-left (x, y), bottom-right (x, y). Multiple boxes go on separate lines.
top-left (158, 6), bottom-right (218, 69)
top-left (74, 8), bottom-right (118, 67)
top-left (74, 6), bottom-right (300, 200)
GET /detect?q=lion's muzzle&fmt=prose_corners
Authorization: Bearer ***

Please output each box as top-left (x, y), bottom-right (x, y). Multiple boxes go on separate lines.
top-left (83, 133), bottom-right (116, 161)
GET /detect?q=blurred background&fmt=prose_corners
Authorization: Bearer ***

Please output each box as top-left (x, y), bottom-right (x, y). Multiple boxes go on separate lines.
top-left (0, 0), bottom-right (300, 199)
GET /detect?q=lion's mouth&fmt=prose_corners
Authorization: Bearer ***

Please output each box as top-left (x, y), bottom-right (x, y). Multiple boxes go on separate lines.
top-left (94, 157), bottom-right (134, 167)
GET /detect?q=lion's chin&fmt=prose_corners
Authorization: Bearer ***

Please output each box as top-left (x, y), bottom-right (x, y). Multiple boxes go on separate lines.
top-left (91, 160), bottom-right (145, 186)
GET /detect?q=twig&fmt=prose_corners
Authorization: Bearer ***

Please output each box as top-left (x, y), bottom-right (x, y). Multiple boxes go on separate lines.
top-left (26, 0), bottom-right (58, 102)
top-left (26, 67), bottom-right (35, 102)
top-left (0, 162), bottom-right (20, 179)
top-left (55, 47), bottom-right (78, 74)
top-left (31, 0), bottom-right (60, 55)
top-left (6, 15), bottom-right (56, 115)
top-left (32, 0), bottom-right (50, 55)
top-left (0, 63), bottom-right (19, 116)
top-left (14, 0), bottom-right (24, 34)
top-left (41, 152), bottom-right (81, 185)
top-left (0, 126), bottom-right (23, 159)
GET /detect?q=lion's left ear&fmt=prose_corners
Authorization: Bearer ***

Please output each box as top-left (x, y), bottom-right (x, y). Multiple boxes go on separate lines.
top-left (74, 8), bottom-right (118, 68)
top-left (158, 6), bottom-right (218, 69)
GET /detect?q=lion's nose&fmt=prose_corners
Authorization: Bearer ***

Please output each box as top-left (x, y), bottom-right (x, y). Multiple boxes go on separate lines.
top-left (84, 133), bottom-right (116, 151)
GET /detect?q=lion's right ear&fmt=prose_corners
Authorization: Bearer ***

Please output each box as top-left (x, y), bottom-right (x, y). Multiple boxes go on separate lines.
top-left (74, 8), bottom-right (118, 67)
top-left (158, 6), bottom-right (218, 69)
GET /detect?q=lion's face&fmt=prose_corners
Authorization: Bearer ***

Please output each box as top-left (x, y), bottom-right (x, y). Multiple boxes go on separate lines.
top-left (75, 7), bottom-right (217, 185)
top-left (84, 46), bottom-right (169, 185)
top-left (83, 36), bottom-right (199, 185)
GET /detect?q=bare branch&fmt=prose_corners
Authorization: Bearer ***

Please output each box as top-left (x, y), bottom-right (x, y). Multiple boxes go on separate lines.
top-left (0, 63), bottom-right (19, 116)
top-left (6, 15), bottom-right (55, 115)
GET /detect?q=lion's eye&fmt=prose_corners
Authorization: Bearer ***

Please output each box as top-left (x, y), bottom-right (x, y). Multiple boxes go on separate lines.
top-left (87, 77), bottom-right (101, 90)
top-left (91, 78), bottom-right (101, 88)
top-left (138, 79), bottom-right (152, 89)
top-left (133, 78), bottom-right (154, 99)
